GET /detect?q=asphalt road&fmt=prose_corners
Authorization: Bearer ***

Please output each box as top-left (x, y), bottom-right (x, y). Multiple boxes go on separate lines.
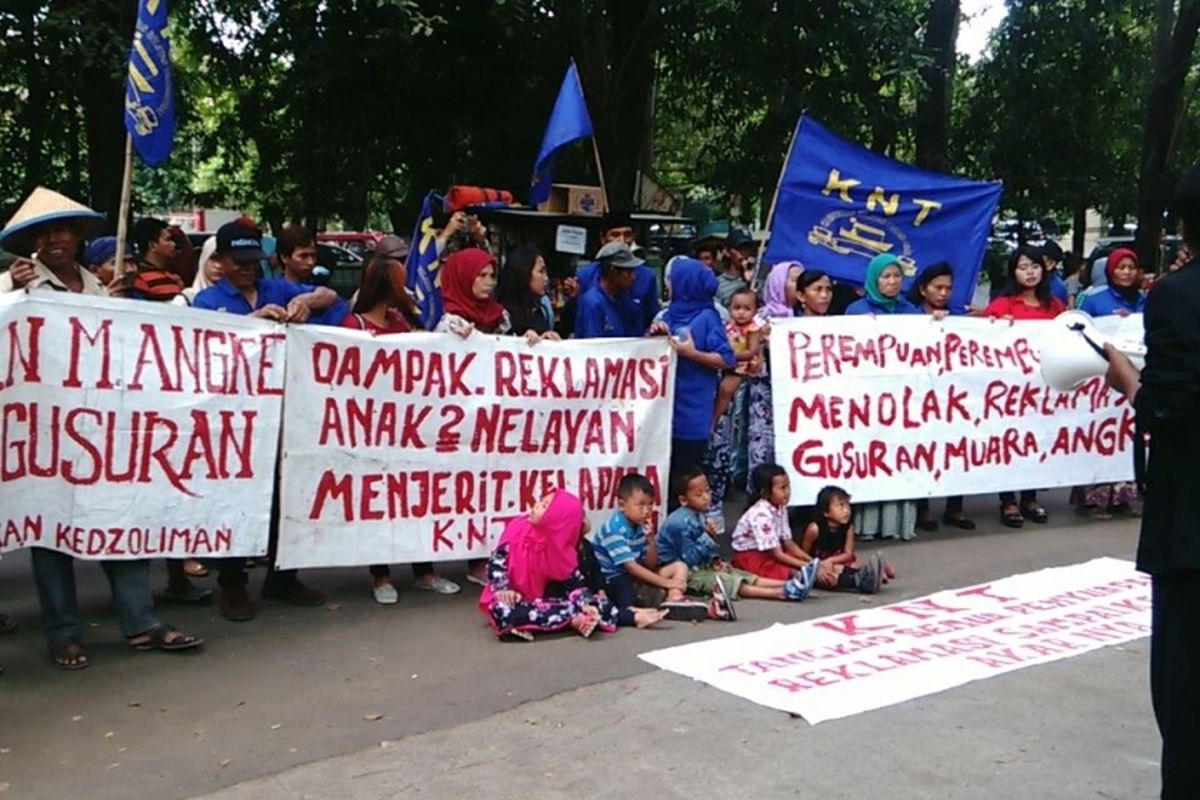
top-left (0, 491), bottom-right (1159, 800)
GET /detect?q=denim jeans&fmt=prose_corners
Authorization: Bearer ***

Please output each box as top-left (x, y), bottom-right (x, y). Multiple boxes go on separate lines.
top-left (31, 549), bottom-right (159, 644)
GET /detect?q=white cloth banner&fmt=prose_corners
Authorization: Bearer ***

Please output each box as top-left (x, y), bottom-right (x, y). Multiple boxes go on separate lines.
top-left (0, 292), bottom-right (284, 558)
top-left (276, 329), bottom-right (675, 569)
top-left (641, 557), bottom-right (1149, 724)
top-left (769, 315), bottom-right (1141, 503)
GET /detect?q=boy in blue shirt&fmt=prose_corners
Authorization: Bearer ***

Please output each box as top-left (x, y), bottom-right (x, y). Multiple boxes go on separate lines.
top-left (588, 474), bottom-right (707, 621)
top-left (657, 467), bottom-right (817, 619)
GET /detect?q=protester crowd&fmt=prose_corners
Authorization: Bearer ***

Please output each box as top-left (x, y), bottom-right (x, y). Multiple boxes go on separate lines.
top-left (0, 185), bottom-right (1155, 668)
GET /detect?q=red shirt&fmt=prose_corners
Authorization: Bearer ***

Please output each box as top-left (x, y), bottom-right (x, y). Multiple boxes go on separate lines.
top-left (982, 295), bottom-right (1065, 320)
top-left (340, 309), bottom-right (413, 335)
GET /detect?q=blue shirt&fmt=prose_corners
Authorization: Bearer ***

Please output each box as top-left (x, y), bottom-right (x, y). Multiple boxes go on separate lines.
top-left (588, 511), bottom-right (647, 579)
top-left (666, 306), bottom-right (735, 441)
top-left (1077, 285), bottom-right (1146, 317)
top-left (1048, 272), bottom-right (1069, 306)
top-left (656, 507), bottom-right (719, 569)
top-left (576, 261), bottom-right (660, 333)
top-left (193, 277), bottom-right (307, 315)
top-left (574, 284), bottom-right (639, 339)
top-left (844, 296), bottom-right (923, 315)
top-left (293, 282), bottom-right (349, 326)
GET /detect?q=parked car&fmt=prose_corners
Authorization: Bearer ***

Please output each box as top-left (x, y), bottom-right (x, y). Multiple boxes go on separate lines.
top-left (1084, 236), bottom-right (1182, 277)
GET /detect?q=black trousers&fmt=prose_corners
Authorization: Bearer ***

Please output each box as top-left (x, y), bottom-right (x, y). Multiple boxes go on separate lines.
top-left (1151, 571), bottom-right (1200, 798)
top-left (916, 496), bottom-right (964, 517)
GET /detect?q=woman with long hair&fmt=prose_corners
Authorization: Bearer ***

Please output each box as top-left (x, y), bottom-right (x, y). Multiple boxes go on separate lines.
top-left (342, 236), bottom-right (463, 602)
top-left (495, 245), bottom-right (560, 339)
top-left (981, 246), bottom-right (1065, 527)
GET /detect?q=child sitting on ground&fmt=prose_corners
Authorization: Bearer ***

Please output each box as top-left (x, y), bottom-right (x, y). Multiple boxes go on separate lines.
top-left (731, 464), bottom-right (883, 594)
top-left (657, 467), bottom-right (818, 618)
top-left (588, 474), bottom-right (705, 622)
top-left (799, 485), bottom-right (896, 585)
top-left (480, 489), bottom-right (663, 641)
top-left (713, 287), bottom-right (765, 426)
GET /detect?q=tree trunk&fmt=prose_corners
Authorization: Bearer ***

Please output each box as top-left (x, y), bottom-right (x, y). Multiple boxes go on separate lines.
top-left (1134, 0), bottom-right (1200, 270)
top-left (17, 0), bottom-right (50, 194)
top-left (77, 0), bottom-right (137, 226)
top-left (1072, 202), bottom-right (1087, 257)
top-left (561, 0), bottom-right (661, 214)
top-left (915, 0), bottom-right (960, 172)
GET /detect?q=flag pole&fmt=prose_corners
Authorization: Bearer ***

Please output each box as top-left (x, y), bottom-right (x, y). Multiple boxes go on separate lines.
top-left (570, 62), bottom-right (609, 213)
top-left (112, 133), bottom-right (135, 286)
top-left (752, 113), bottom-right (805, 290)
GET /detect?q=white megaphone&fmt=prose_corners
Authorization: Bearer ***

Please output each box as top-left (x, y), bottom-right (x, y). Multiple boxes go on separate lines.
top-left (1040, 310), bottom-right (1146, 392)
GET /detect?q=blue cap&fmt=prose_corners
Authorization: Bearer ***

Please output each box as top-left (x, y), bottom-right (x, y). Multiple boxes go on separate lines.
top-left (84, 236), bottom-right (119, 267)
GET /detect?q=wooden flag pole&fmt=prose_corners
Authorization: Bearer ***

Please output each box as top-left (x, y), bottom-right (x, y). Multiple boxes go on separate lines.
top-left (752, 114), bottom-right (805, 290)
top-left (111, 133), bottom-right (135, 287)
top-left (570, 62), bottom-right (609, 213)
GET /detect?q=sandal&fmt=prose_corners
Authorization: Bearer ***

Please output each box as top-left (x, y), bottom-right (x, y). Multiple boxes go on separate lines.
top-left (49, 639), bottom-right (90, 670)
top-left (942, 513), bottom-right (977, 531)
top-left (1021, 505), bottom-right (1049, 524)
top-left (129, 624), bottom-right (204, 652)
top-left (1000, 506), bottom-right (1025, 529)
top-left (508, 629), bottom-right (535, 642)
top-left (0, 614), bottom-right (17, 636)
top-left (570, 610), bottom-right (600, 639)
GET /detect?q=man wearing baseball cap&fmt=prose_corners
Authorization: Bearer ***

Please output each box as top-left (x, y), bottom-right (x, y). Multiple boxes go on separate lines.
top-left (574, 241), bottom-right (646, 338)
top-left (563, 213), bottom-right (660, 335)
top-left (193, 220), bottom-right (339, 621)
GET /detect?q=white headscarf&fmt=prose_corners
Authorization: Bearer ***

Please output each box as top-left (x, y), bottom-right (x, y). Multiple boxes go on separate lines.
top-left (173, 236), bottom-right (220, 306)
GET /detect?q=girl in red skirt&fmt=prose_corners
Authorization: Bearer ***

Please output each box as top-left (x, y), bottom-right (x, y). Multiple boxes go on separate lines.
top-left (731, 466), bottom-right (881, 594)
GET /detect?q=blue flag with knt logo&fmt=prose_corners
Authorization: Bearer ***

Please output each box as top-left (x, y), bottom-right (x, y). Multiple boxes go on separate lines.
top-left (124, 0), bottom-right (175, 166)
top-left (763, 115), bottom-right (1002, 312)
top-left (406, 191), bottom-right (444, 330)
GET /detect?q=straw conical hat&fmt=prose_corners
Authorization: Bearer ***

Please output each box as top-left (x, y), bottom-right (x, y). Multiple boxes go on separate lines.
top-left (0, 187), bottom-right (105, 256)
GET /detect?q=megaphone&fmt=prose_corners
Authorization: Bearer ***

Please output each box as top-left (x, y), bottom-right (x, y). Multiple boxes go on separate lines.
top-left (1039, 310), bottom-right (1146, 392)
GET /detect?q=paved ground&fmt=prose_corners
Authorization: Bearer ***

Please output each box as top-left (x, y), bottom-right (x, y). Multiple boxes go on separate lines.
top-left (0, 491), bottom-right (1159, 800)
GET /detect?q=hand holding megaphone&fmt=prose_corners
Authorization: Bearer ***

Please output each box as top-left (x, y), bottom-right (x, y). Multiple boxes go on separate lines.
top-left (1040, 310), bottom-right (1145, 392)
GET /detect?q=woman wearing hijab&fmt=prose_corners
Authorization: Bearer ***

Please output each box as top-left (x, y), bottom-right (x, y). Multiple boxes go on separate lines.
top-left (479, 490), bottom-right (632, 640)
top-left (845, 254), bottom-right (922, 316)
top-left (761, 261), bottom-right (804, 319)
top-left (652, 258), bottom-right (735, 512)
top-left (1072, 248), bottom-right (1145, 519)
top-left (845, 254), bottom-right (920, 540)
top-left (172, 236), bottom-right (223, 307)
top-left (340, 237), bottom-right (463, 602)
top-left (906, 262), bottom-right (976, 532)
top-left (435, 247), bottom-right (512, 337)
top-left (496, 245), bottom-right (560, 339)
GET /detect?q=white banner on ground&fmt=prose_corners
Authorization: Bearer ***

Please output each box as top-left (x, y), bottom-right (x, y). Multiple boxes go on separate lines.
top-left (0, 292), bottom-right (284, 559)
top-left (769, 315), bottom-right (1141, 503)
top-left (640, 557), bottom-right (1149, 724)
top-left (276, 329), bottom-right (675, 569)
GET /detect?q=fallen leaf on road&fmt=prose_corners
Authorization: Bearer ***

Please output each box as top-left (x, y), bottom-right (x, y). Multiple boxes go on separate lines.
top-left (410, 674), bottom-right (418, 680)
top-left (71, 715), bottom-right (83, 722)
top-left (270, 724), bottom-right (282, 730)
top-left (380, 741), bottom-right (397, 750)
top-left (219, 760), bottom-right (231, 768)
top-left (233, 701), bottom-right (245, 708)
top-left (118, 748), bottom-right (127, 754)
top-left (106, 763), bottom-right (120, 770)
top-left (0, 748), bottom-right (10, 754)
top-left (127, 702), bottom-right (141, 708)
top-left (0, 782), bottom-right (9, 792)
top-left (104, 731), bottom-right (114, 739)
top-left (363, 713), bottom-right (384, 722)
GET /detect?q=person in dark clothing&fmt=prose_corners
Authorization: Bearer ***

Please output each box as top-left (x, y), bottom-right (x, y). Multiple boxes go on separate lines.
top-left (1105, 163), bottom-right (1200, 800)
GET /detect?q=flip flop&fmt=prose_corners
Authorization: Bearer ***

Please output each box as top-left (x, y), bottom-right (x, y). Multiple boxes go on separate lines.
top-left (129, 624), bottom-right (204, 652)
top-left (49, 639), bottom-right (90, 670)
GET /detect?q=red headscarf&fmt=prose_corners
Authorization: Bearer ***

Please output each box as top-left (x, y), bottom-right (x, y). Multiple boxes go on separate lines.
top-left (1106, 247), bottom-right (1140, 282)
top-left (440, 247), bottom-right (506, 332)
top-left (478, 490), bottom-right (584, 622)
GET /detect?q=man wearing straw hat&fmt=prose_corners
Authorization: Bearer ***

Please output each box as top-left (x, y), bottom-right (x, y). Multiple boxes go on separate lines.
top-left (0, 187), bottom-right (123, 295)
top-left (0, 187), bottom-right (206, 670)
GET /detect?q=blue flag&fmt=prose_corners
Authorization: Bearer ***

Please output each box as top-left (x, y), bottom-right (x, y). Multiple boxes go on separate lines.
top-left (530, 60), bottom-right (594, 206)
top-left (405, 191), bottom-right (444, 330)
top-left (763, 115), bottom-right (1002, 312)
top-left (124, 0), bottom-right (175, 166)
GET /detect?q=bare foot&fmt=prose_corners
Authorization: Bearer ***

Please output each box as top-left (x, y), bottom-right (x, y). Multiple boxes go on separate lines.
top-left (633, 608), bottom-right (669, 628)
top-left (570, 607), bottom-right (600, 638)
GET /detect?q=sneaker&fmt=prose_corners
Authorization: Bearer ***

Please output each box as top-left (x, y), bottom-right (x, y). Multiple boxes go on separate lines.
top-left (414, 576), bottom-right (462, 595)
top-left (219, 585), bottom-right (257, 622)
top-left (372, 581), bottom-right (399, 605)
top-left (262, 578), bottom-right (327, 607)
top-left (711, 578), bottom-right (737, 621)
top-left (659, 601), bottom-right (710, 621)
top-left (784, 559), bottom-right (819, 601)
top-left (855, 554), bottom-right (884, 595)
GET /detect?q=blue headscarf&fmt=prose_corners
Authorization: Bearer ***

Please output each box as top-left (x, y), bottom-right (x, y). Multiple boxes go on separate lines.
top-left (663, 257), bottom-right (718, 329)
